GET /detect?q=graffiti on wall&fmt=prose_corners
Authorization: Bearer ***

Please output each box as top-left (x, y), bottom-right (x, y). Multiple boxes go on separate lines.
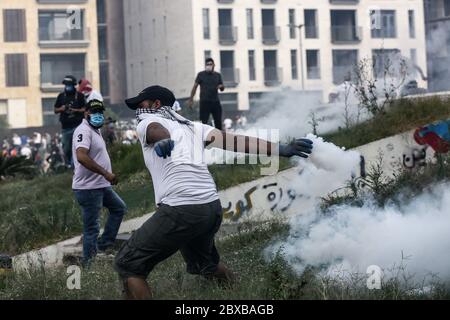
top-left (222, 183), bottom-right (304, 222)
top-left (402, 147), bottom-right (427, 169)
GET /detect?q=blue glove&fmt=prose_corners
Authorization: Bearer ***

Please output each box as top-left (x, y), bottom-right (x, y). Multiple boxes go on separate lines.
top-left (279, 138), bottom-right (313, 158)
top-left (154, 139), bottom-right (175, 159)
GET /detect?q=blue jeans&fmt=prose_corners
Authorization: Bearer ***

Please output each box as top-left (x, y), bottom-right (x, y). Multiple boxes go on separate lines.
top-left (74, 187), bottom-right (127, 264)
top-left (62, 127), bottom-right (76, 166)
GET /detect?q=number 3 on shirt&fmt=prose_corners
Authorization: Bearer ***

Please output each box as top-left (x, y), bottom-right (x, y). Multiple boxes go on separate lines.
top-left (77, 134), bottom-right (83, 142)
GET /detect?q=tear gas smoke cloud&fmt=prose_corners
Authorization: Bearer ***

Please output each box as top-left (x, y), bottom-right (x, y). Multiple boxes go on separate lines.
top-left (267, 136), bottom-right (450, 283)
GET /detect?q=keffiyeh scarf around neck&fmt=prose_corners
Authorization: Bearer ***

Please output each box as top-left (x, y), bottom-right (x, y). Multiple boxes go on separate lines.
top-left (136, 106), bottom-right (192, 126)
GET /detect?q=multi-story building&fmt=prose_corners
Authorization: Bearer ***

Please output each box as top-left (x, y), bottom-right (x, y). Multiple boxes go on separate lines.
top-left (0, 0), bottom-right (100, 129)
top-left (96, 0), bottom-right (127, 108)
top-left (123, 0), bottom-right (427, 117)
top-left (424, 0), bottom-right (450, 92)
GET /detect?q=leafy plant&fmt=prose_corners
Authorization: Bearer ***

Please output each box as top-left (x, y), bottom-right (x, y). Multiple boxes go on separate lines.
top-left (0, 156), bottom-right (37, 180)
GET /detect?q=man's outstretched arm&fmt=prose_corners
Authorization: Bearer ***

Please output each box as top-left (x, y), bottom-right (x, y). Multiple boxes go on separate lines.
top-left (205, 129), bottom-right (313, 158)
top-left (187, 82), bottom-right (199, 109)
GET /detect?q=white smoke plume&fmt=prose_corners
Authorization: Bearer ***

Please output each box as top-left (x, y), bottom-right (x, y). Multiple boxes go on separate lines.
top-left (268, 137), bottom-right (450, 284)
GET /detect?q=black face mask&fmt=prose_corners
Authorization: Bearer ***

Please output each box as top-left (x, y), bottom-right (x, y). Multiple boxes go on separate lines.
top-left (64, 85), bottom-right (76, 94)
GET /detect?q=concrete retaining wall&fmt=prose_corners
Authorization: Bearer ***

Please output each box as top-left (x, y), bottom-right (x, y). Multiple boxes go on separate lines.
top-left (12, 129), bottom-right (435, 270)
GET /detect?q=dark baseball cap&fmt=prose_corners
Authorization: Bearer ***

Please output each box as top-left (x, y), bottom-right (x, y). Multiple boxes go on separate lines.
top-left (125, 85), bottom-right (176, 110)
top-left (62, 75), bottom-right (77, 85)
top-left (86, 99), bottom-right (105, 113)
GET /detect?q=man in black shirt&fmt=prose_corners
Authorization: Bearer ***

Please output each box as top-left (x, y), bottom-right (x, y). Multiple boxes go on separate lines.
top-left (54, 75), bottom-right (86, 167)
top-left (188, 58), bottom-right (225, 130)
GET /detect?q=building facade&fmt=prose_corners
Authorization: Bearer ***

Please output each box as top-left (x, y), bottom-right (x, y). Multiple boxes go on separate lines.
top-left (0, 0), bottom-right (100, 129)
top-left (424, 0), bottom-right (450, 92)
top-left (96, 0), bottom-right (127, 107)
top-left (123, 0), bottom-right (427, 116)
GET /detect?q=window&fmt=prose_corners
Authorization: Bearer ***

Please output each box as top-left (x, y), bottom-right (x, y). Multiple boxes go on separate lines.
top-left (248, 50), bottom-right (256, 81)
top-left (39, 10), bottom-right (85, 41)
top-left (410, 49), bottom-right (417, 65)
top-left (96, 0), bottom-right (106, 24)
top-left (246, 9), bottom-right (254, 39)
top-left (98, 25), bottom-right (108, 60)
top-left (306, 50), bottom-right (320, 79)
top-left (220, 51), bottom-right (238, 86)
top-left (100, 62), bottom-right (110, 97)
top-left (203, 8), bottom-right (210, 39)
top-left (304, 9), bottom-right (318, 38)
top-left (3, 9), bottom-right (26, 42)
top-left (289, 9), bottom-right (296, 39)
top-left (371, 10), bottom-right (396, 38)
top-left (372, 49), bottom-right (401, 78)
top-left (408, 10), bottom-right (416, 38)
top-left (290, 50), bottom-right (298, 80)
top-left (445, 0), bottom-right (450, 17)
top-left (332, 50), bottom-right (358, 84)
top-left (204, 50), bottom-right (212, 61)
top-left (5, 54), bottom-right (28, 87)
top-left (0, 100), bottom-right (7, 125)
top-left (41, 54), bottom-right (85, 85)
top-left (42, 98), bottom-right (59, 126)
top-left (220, 93), bottom-right (239, 112)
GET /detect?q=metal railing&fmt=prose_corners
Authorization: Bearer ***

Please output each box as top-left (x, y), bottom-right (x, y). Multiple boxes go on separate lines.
top-left (221, 68), bottom-right (240, 87)
top-left (329, 0), bottom-right (359, 4)
top-left (371, 27), bottom-right (396, 38)
top-left (218, 26), bottom-right (238, 45)
top-left (263, 67), bottom-right (283, 86)
top-left (217, 0), bottom-right (234, 3)
top-left (331, 25), bottom-right (362, 43)
top-left (262, 26), bottom-right (281, 44)
top-left (37, 0), bottom-right (88, 3)
top-left (38, 26), bottom-right (90, 48)
top-left (40, 71), bottom-right (91, 92)
top-left (261, 0), bottom-right (277, 3)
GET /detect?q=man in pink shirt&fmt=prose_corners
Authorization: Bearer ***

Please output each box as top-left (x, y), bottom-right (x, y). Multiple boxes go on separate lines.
top-left (72, 100), bottom-right (127, 265)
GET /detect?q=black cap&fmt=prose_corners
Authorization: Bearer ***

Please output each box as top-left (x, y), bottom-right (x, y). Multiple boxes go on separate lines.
top-left (62, 75), bottom-right (77, 85)
top-left (86, 99), bottom-right (105, 113)
top-left (125, 85), bottom-right (176, 110)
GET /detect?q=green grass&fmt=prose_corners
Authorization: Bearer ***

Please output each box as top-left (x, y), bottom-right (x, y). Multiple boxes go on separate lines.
top-left (324, 97), bottom-right (450, 149)
top-left (1, 221), bottom-right (449, 300)
top-left (2, 141), bottom-right (450, 300)
top-left (0, 144), bottom-right (291, 255)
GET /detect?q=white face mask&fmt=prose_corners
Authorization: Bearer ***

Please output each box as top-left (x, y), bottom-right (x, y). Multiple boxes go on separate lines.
top-left (205, 65), bottom-right (213, 72)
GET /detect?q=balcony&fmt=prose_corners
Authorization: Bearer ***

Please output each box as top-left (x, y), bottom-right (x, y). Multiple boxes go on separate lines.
top-left (36, 0), bottom-right (87, 3)
top-left (38, 27), bottom-right (90, 48)
top-left (221, 68), bottom-right (240, 87)
top-left (40, 71), bottom-right (90, 93)
top-left (331, 25), bottom-right (362, 43)
top-left (218, 26), bottom-right (238, 45)
top-left (217, 0), bottom-right (233, 3)
top-left (263, 67), bottom-right (283, 86)
top-left (261, 0), bottom-right (277, 3)
top-left (329, 0), bottom-right (359, 4)
top-left (262, 26), bottom-right (281, 45)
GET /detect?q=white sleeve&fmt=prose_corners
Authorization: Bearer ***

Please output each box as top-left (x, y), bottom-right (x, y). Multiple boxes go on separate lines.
top-left (136, 117), bottom-right (170, 147)
top-left (73, 127), bottom-right (92, 151)
top-left (193, 122), bottom-right (216, 142)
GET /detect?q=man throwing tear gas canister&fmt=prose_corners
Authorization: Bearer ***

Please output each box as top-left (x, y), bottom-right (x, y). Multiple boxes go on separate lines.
top-left (114, 85), bottom-right (314, 299)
